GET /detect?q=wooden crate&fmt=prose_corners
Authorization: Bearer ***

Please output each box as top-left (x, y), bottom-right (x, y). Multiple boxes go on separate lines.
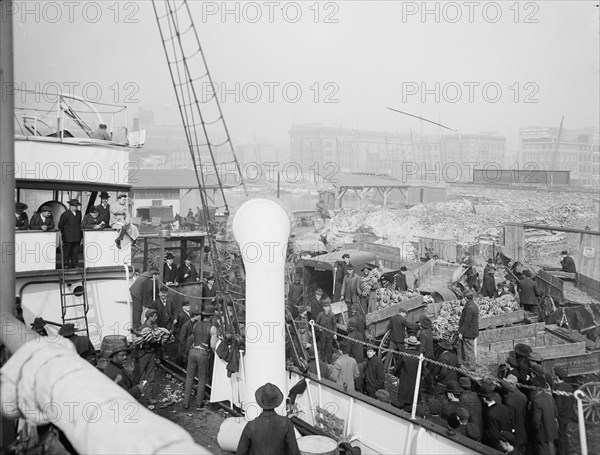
top-left (535, 270), bottom-right (564, 303)
top-left (479, 310), bottom-right (526, 330)
top-left (542, 351), bottom-right (600, 377)
top-left (365, 295), bottom-right (425, 338)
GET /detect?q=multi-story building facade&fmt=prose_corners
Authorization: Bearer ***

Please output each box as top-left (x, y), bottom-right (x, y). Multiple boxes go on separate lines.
top-left (519, 127), bottom-right (600, 188)
top-left (289, 124), bottom-right (506, 183)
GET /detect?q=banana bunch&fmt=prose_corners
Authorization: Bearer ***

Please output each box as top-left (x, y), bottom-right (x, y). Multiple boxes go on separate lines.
top-left (132, 326), bottom-right (171, 347)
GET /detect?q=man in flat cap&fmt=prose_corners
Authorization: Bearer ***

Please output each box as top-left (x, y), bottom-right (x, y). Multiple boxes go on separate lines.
top-left (458, 291), bottom-right (479, 371)
top-left (502, 374), bottom-right (527, 454)
top-left (29, 206), bottom-right (55, 231)
top-left (15, 202), bottom-right (29, 230)
top-left (81, 206), bottom-right (105, 230)
top-left (58, 199), bottom-right (83, 268)
top-left (236, 382), bottom-right (300, 455)
top-left (341, 264), bottom-right (361, 307)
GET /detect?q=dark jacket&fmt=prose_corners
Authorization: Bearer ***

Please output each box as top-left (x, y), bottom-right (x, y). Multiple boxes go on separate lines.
top-left (482, 265), bottom-right (496, 297)
top-left (483, 402), bottom-right (513, 450)
top-left (81, 213), bottom-right (104, 230)
top-left (308, 295), bottom-right (323, 319)
top-left (202, 283), bottom-right (217, 303)
top-left (66, 334), bottom-right (96, 364)
top-left (174, 309), bottom-right (192, 337)
top-left (561, 256), bottom-right (576, 273)
top-left (419, 328), bottom-right (434, 359)
top-left (16, 212), bottom-right (29, 230)
top-left (308, 359), bottom-right (330, 380)
top-left (505, 388), bottom-right (528, 446)
top-left (315, 311), bottom-right (336, 335)
top-left (517, 277), bottom-right (541, 306)
top-left (459, 390), bottom-right (484, 433)
top-left (458, 300), bottom-right (479, 339)
top-left (104, 360), bottom-right (141, 399)
top-left (95, 203), bottom-right (111, 226)
top-left (347, 328), bottom-right (365, 363)
top-left (150, 298), bottom-right (174, 331)
top-left (394, 272), bottom-right (408, 292)
top-left (288, 281), bottom-right (303, 307)
top-left (341, 273), bottom-right (361, 304)
top-left (129, 272), bottom-right (158, 307)
top-left (433, 350), bottom-right (460, 384)
top-left (393, 346), bottom-right (421, 405)
top-left (363, 355), bottom-right (385, 395)
top-left (163, 263), bottom-right (178, 284)
top-left (177, 264), bottom-right (198, 283)
top-left (387, 314), bottom-right (415, 344)
top-left (236, 410), bottom-right (300, 455)
top-left (554, 381), bottom-right (576, 425)
top-left (29, 213), bottom-right (55, 230)
top-left (531, 390), bottom-right (558, 443)
top-left (58, 210), bottom-right (82, 242)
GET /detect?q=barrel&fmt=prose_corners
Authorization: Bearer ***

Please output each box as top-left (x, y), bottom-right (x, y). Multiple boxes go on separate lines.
top-left (429, 287), bottom-right (457, 303)
top-left (100, 335), bottom-right (127, 359)
top-left (297, 435), bottom-right (339, 455)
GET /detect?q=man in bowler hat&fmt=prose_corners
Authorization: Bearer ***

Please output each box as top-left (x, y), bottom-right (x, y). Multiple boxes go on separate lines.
top-left (58, 199), bottom-right (83, 268)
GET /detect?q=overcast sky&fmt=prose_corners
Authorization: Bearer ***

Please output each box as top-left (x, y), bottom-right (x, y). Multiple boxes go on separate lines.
top-left (13, 1), bottom-right (600, 149)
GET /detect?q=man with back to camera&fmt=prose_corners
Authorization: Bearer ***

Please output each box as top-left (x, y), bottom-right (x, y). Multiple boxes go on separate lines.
top-left (91, 123), bottom-right (112, 141)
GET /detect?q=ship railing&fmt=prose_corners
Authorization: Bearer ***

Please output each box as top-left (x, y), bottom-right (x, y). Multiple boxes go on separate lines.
top-left (14, 230), bottom-right (132, 273)
top-left (13, 90), bottom-right (138, 145)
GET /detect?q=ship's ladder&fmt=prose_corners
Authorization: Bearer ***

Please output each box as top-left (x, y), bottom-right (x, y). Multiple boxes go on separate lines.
top-left (153, 0), bottom-right (247, 337)
top-left (59, 240), bottom-right (90, 338)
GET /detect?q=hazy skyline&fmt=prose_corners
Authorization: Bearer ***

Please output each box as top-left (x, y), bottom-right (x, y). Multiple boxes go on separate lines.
top-left (13, 1), bottom-right (600, 151)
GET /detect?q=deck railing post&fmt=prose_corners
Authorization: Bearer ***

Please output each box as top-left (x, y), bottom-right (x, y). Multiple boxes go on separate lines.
top-left (574, 390), bottom-right (588, 455)
top-left (410, 353), bottom-right (424, 420)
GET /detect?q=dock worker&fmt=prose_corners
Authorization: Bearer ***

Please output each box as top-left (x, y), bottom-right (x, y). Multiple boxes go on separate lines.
top-left (110, 193), bottom-right (139, 249)
top-left (482, 259), bottom-right (497, 298)
top-left (384, 308), bottom-right (416, 370)
top-left (393, 335), bottom-right (422, 412)
top-left (91, 123), bottom-right (112, 141)
top-left (29, 206), bottom-right (55, 231)
top-left (129, 267), bottom-right (159, 330)
top-left (131, 309), bottom-right (161, 405)
top-left (480, 383), bottom-right (513, 451)
top-left (59, 323), bottom-right (96, 365)
top-left (433, 339), bottom-right (460, 385)
top-left (530, 375), bottom-right (558, 455)
top-left (103, 340), bottom-right (146, 399)
top-left (288, 275), bottom-right (304, 315)
top-left (308, 288), bottom-right (324, 322)
top-left (394, 266), bottom-right (409, 292)
top-left (331, 341), bottom-right (359, 392)
top-left (560, 250), bottom-right (576, 274)
top-left (340, 264), bottom-right (361, 307)
top-left (58, 199), bottom-right (83, 268)
top-left (517, 270), bottom-right (541, 314)
top-left (458, 377), bottom-right (484, 434)
top-left (183, 305), bottom-right (217, 410)
top-left (236, 382), bottom-right (300, 455)
top-left (306, 345), bottom-right (331, 380)
top-left (95, 192), bottom-right (111, 226)
top-left (458, 291), bottom-right (479, 371)
top-left (315, 299), bottom-right (336, 363)
top-left (501, 374), bottom-right (528, 455)
top-left (151, 286), bottom-right (174, 332)
top-left (15, 202), bottom-right (29, 230)
top-left (554, 367), bottom-right (575, 455)
top-left (362, 346), bottom-right (385, 398)
top-left (202, 276), bottom-right (217, 305)
top-left (81, 206), bottom-right (105, 230)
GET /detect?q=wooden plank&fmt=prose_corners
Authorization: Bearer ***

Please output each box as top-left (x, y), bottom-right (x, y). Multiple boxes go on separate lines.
top-left (534, 342), bottom-right (586, 359)
top-left (535, 270), bottom-right (564, 302)
top-left (365, 296), bottom-right (424, 326)
top-left (479, 310), bottom-right (526, 330)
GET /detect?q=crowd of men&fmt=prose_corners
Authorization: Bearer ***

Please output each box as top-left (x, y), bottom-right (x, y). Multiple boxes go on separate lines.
top-left (286, 252), bottom-right (578, 455)
top-left (15, 192), bottom-right (139, 266)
